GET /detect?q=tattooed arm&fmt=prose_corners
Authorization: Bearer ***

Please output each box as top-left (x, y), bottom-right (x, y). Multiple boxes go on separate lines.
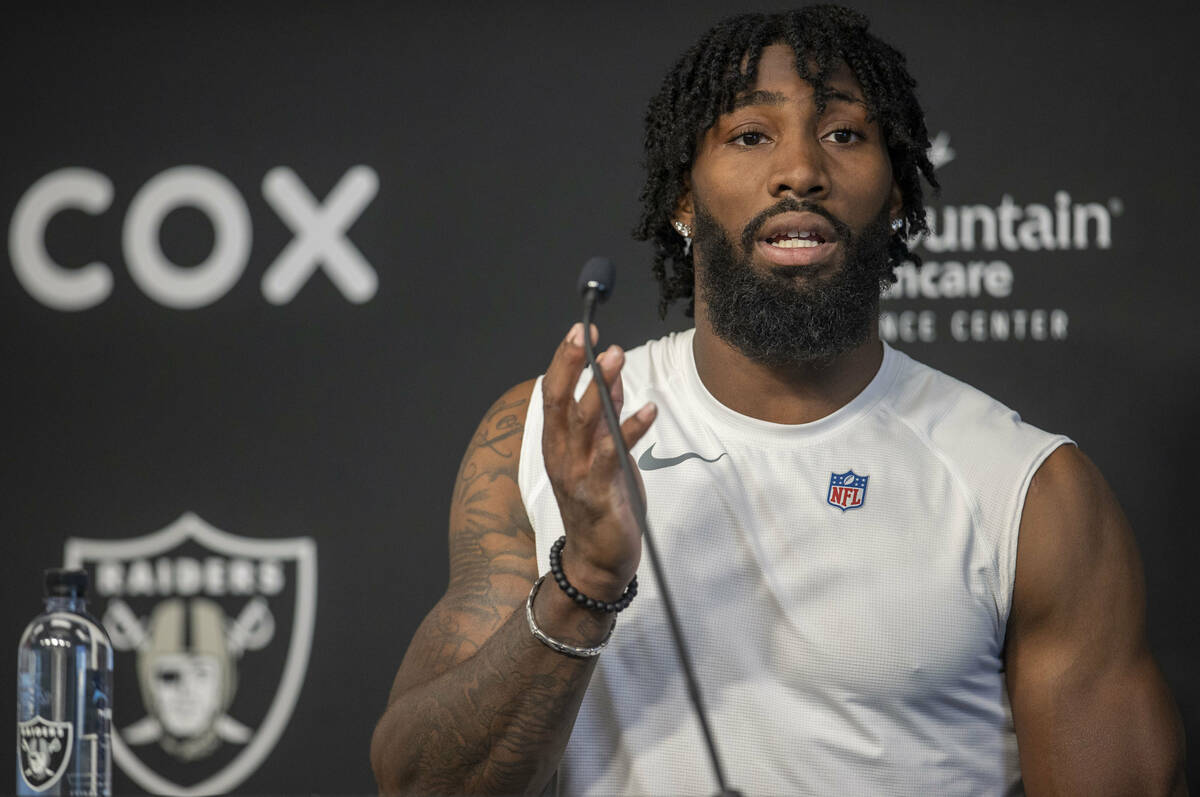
top-left (370, 325), bottom-right (656, 795)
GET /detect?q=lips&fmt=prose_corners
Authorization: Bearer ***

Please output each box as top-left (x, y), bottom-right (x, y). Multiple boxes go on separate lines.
top-left (755, 212), bottom-right (840, 267)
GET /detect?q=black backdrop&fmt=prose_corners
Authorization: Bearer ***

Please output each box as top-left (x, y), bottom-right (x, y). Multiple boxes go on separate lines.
top-left (4, 1), bottom-right (1198, 793)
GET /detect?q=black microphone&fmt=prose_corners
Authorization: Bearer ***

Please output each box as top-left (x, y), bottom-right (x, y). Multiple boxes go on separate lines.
top-left (577, 255), bottom-right (615, 304)
top-left (577, 258), bottom-right (741, 797)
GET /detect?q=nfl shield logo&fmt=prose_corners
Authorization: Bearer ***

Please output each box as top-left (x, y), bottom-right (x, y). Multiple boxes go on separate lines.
top-left (827, 470), bottom-right (868, 511)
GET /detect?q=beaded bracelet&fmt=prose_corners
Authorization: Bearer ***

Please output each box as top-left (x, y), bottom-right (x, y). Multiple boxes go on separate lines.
top-left (549, 535), bottom-right (637, 613)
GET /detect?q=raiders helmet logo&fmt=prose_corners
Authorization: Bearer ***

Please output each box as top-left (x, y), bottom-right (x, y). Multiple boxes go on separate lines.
top-left (64, 513), bottom-right (316, 795)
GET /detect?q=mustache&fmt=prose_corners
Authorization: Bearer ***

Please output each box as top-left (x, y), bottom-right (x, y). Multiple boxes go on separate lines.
top-left (738, 198), bottom-right (852, 253)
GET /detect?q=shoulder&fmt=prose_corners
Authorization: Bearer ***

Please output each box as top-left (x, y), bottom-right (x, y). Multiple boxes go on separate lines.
top-left (1005, 447), bottom-right (1186, 791)
top-left (450, 380), bottom-right (538, 541)
top-left (885, 347), bottom-right (1024, 432)
top-left (621, 328), bottom-right (694, 383)
top-left (881, 347), bottom-right (1070, 479)
top-left (558, 329), bottom-right (695, 400)
top-left (1023, 443), bottom-right (1112, 528)
top-left (455, 379), bottom-right (537, 492)
top-left (1011, 444), bottom-right (1136, 623)
top-left (479, 379), bottom-right (536, 444)
top-left (1008, 445), bottom-right (1146, 663)
top-left (446, 378), bottom-right (541, 601)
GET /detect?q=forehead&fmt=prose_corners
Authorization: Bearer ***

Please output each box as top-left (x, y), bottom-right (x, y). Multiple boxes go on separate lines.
top-left (737, 43), bottom-right (866, 106)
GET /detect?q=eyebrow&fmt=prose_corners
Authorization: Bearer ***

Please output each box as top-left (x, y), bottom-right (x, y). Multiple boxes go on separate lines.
top-left (731, 90), bottom-right (788, 110)
top-left (730, 87), bottom-right (867, 111)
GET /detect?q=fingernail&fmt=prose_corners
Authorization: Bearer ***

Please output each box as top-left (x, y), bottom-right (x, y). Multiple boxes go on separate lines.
top-left (637, 402), bottom-right (656, 422)
top-left (567, 324), bottom-right (583, 347)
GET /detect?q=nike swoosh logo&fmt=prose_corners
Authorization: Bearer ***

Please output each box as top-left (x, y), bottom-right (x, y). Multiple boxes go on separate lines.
top-left (637, 443), bottom-right (728, 471)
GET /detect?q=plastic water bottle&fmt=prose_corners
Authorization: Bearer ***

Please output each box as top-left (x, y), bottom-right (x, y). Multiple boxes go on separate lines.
top-left (16, 569), bottom-right (113, 796)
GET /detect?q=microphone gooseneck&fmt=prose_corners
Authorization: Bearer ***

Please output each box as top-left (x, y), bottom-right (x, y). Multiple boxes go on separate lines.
top-left (577, 258), bottom-right (741, 797)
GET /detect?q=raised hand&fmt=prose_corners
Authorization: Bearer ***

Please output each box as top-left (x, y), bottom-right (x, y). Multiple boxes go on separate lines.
top-left (540, 323), bottom-right (657, 601)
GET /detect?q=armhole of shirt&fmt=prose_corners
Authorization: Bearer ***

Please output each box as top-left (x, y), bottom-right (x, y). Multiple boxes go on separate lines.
top-left (518, 376), bottom-right (549, 526)
top-left (997, 435), bottom-right (1076, 643)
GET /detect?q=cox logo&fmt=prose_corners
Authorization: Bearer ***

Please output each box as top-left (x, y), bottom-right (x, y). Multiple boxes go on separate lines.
top-left (8, 165), bottom-right (378, 310)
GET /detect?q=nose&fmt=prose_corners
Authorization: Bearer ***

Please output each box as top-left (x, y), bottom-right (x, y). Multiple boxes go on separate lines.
top-left (768, 135), bottom-right (830, 199)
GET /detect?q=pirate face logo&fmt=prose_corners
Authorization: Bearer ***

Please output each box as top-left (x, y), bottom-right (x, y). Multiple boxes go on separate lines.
top-left (64, 513), bottom-right (316, 796)
top-left (118, 597), bottom-right (263, 763)
top-left (149, 647), bottom-right (225, 740)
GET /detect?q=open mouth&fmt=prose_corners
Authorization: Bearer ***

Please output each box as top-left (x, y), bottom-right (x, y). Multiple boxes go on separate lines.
top-left (754, 212), bottom-right (840, 267)
top-left (764, 230), bottom-right (827, 249)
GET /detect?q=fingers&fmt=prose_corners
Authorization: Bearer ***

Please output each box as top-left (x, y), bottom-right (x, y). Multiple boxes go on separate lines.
top-left (607, 354), bottom-right (625, 418)
top-left (542, 323), bottom-right (597, 434)
top-left (620, 402), bottom-right (657, 451)
top-left (577, 345), bottom-right (625, 433)
top-left (542, 323), bottom-right (654, 474)
top-left (592, 399), bottom-right (657, 463)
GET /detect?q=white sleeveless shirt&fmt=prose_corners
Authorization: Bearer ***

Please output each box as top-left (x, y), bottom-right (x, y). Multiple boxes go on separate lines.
top-left (518, 330), bottom-right (1069, 796)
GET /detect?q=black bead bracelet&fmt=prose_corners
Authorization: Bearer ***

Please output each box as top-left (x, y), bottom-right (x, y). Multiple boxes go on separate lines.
top-left (549, 536), bottom-right (637, 613)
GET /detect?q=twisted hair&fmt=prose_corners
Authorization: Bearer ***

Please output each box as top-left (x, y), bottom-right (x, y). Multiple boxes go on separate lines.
top-left (633, 5), bottom-right (939, 318)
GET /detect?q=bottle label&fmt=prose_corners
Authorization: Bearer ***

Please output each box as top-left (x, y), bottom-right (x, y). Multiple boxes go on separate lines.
top-left (18, 716), bottom-right (73, 792)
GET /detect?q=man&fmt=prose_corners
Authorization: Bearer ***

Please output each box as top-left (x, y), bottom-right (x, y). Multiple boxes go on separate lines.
top-left (371, 7), bottom-right (1186, 794)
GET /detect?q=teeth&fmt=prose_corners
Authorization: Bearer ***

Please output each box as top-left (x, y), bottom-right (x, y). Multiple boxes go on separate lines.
top-left (770, 238), bottom-right (821, 248)
top-left (767, 230), bottom-right (824, 245)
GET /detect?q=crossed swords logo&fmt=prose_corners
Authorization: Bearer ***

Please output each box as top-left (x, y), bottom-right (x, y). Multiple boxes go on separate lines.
top-left (22, 734), bottom-right (63, 778)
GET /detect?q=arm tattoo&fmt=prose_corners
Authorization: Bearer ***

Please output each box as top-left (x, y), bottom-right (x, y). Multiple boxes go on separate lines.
top-left (406, 606), bottom-right (598, 795)
top-left (376, 389), bottom-right (605, 794)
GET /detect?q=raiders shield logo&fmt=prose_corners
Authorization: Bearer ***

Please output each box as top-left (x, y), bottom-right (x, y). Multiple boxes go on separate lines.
top-left (63, 513), bottom-right (316, 795)
top-left (18, 716), bottom-right (73, 792)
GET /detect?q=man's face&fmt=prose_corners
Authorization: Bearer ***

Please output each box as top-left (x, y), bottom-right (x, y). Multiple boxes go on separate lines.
top-left (680, 44), bottom-right (901, 363)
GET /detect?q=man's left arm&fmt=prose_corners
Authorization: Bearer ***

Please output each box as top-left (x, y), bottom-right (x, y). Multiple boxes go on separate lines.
top-left (1007, 444), bottom-right (1187, 794)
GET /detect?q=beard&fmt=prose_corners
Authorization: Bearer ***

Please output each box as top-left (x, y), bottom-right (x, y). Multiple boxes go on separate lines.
top-left (695, 197), bottom-right (894, 366)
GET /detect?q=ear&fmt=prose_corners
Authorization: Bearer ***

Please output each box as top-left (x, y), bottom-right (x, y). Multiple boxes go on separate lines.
top-left (674, 175), bottom-right (695, 231)
top-left (888, 180), bottom-right (903, 224)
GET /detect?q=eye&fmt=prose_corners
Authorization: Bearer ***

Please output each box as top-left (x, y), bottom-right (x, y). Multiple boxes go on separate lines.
top-left (824, 127), bottom-right (864, 145)
top-left (730, 129), bottom-right (769, 147)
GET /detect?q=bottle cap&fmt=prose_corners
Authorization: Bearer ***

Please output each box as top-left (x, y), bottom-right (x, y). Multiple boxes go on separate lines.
top-left (44, 568), bottom-right (88, 598)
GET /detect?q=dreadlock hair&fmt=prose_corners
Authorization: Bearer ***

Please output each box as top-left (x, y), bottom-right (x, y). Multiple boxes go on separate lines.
top-left (633, 5), bottom-right (939, 318)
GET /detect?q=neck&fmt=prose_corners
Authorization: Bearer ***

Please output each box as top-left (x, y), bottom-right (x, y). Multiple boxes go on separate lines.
top-left (692, 305), bottom-right (884, 425)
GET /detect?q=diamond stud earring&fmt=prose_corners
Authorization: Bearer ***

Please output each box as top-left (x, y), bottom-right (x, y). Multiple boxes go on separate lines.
top-left (890, 218), bottom-right (904, 233)
top-left (672, 220), bottom-right (693, 256)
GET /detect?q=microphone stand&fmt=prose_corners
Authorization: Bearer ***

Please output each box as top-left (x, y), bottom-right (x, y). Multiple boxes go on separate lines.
top-left (581, 279), bottom-right (742, 797)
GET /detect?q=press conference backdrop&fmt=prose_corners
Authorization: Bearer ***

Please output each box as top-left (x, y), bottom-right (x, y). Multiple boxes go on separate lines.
top-left (4, 2), bottom-right (1197, 793)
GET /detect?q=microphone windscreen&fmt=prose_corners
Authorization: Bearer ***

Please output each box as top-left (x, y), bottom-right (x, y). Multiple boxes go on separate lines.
top-left (577, 256), bottom-right (616, 302)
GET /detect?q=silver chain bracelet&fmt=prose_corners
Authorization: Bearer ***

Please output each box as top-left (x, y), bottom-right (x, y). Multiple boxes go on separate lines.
top-left (526, 575), bottom-right (614, 658)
